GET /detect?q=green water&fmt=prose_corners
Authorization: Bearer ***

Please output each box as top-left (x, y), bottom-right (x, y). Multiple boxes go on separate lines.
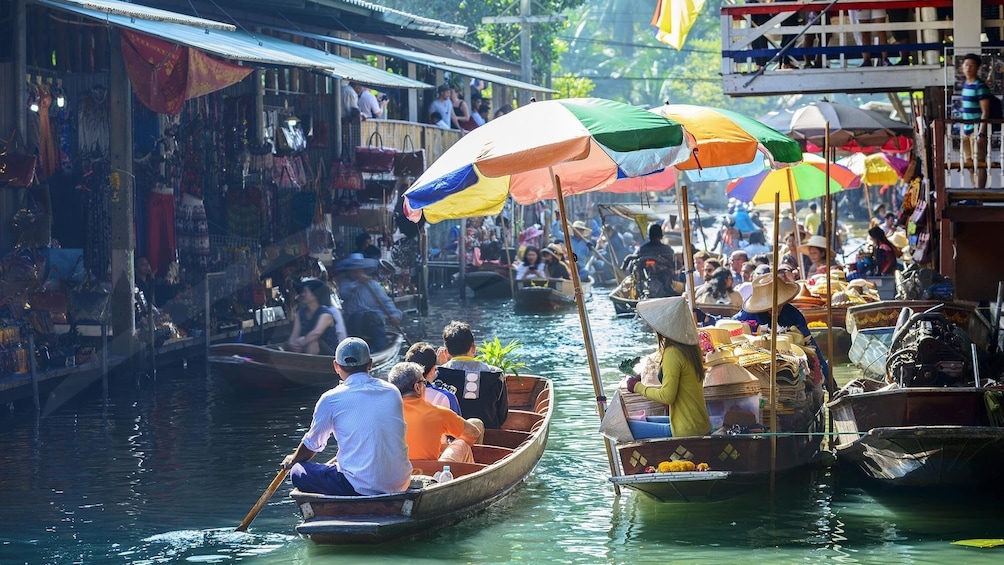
top-left (1, 289), bottom-right (1001, 564)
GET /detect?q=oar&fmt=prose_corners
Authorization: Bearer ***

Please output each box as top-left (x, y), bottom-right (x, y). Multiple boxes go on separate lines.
top-left (236, 468), bottom-right (289, 532)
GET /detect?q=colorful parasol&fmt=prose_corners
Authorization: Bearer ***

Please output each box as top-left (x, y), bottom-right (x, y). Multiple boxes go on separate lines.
top-left (726, 153), bottom-right (861, 205)
top-left (402, 98), bottom-right (692, 224)
top-left (650, 103), bottom-right (804, 182)
top-left (837, 152), bottom-right (909, 186)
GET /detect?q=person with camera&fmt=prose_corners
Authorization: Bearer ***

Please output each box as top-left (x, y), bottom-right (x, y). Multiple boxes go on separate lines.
top-left (353, 82), bottom-right (387, 120)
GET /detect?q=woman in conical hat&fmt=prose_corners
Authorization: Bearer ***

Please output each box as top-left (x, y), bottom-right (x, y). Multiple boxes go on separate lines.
top-left (626, 296), bottom-right (712, 438)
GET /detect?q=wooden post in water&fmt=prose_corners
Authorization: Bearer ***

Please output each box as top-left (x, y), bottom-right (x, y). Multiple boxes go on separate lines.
top-left (553, 174), bottom-right (621, 494)
top-left (769, 193), bottom-right (781, 497)
top-left (824, 125), bottom-right (836, 446)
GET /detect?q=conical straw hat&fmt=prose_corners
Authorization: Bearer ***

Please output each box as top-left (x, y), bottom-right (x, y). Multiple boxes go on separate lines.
top-left (743, 273), bottom-right (801, 313)
top-left (637, 296), bottom-right (699, 345)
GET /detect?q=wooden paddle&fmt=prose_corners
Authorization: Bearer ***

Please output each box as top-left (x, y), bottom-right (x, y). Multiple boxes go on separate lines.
top-left (236, 468), bottom-right (289, 532)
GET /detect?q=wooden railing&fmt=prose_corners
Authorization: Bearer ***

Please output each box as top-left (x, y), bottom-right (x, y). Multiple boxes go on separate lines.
top-left (361, 119), bottom-right (462, 169)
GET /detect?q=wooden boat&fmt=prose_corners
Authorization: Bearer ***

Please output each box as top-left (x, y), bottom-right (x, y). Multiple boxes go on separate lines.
top-left (208, 332), bottom-right (403, 391)
top-left (289, 374), bottom-right (553, 544)
top-left (513, 277), bottom-right (591, 311)
top-left (465, 265), bottom-right (514, 299)
top-left (605, 348), bottom-right (825, 502)
top-left (846, 300), bottom-right (991, 380)
top-left (828, 378), bottom-right (1004, 487)
top-left (610, 277), bottom-right (738, 319)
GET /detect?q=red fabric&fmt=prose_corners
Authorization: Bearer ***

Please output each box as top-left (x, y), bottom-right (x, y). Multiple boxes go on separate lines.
top-left (806, 135), bottom-right (913, 155)
top-left (120, 30), bottom-right (252, 115)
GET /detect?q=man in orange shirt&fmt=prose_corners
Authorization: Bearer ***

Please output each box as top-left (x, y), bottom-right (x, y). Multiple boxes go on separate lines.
top-left (388, 362), bottom-right (484, 463)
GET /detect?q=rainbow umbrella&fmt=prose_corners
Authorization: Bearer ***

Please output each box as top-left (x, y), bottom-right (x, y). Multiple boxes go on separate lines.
top-left (838, 152), bottom-right (909, 186)
top-left (726, 153), bottom-right (861, 205)
top-left (402, 98), bottom-right (692, 224)
top-left (651, 103), bottom-right (803, 182)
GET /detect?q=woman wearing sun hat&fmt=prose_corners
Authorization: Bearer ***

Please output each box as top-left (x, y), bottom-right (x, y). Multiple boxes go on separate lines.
top-left (625, 297), bottom-right (712, 438)
top-left (799, 234), bottom-right (842, 276)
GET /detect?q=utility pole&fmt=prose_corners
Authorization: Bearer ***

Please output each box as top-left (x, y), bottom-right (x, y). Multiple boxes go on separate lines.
top-left (483, 0), bottom-right (566, 106)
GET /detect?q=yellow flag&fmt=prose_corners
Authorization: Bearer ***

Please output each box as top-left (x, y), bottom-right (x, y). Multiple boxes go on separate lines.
top-left (652, 0), bottom-right (707, 50)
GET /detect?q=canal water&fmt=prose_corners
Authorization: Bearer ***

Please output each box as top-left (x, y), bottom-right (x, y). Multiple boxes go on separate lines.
top-left (2, 288), bottom-right (1002, 564)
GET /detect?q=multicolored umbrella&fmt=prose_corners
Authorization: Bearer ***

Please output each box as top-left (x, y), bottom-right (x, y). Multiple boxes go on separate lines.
top-left (726, 153), bottom-right (861, 205)
top-left (838, 152), bottom-right (909, 186)
top-left (402, 98), bottom-right (692, 224)
top-left (650, 103), bottom-right (803, 182)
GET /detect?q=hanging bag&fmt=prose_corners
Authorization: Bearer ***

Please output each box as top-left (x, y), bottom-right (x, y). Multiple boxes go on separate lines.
top-left (276, 118), bottom-right (307, 154)
top-left (68, 272), bottom-right (111, 325)
top-left (393, 134), bottom-right (426, 178)
top-left (10, 188), bottom-right (51, 248)
top-left (330, 145), bottom-right (364, 191)
top-left (355, 131), bottom-right (396, 173)
top-left (0, 128), bottom-right (39, 187)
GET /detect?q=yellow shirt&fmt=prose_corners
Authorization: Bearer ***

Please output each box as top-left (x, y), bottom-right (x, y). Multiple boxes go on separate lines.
top-left (634, 346), bottom-right (711, 438)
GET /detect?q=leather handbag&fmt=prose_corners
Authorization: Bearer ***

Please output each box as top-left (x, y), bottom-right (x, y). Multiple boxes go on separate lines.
top-left (393, 134), bottom-right (426, 177)
top-left (0, 129), bottom-right (38, 187)
top-left (11, 188), bottom-right (51, 248)
top-left (68, 274), bottom-right (111, 325)
top-left (330, 160), bottom-right (364, 191)
top-left (276, 119), bottom-right (307, 154)
top-left (30, 283), bottom-right (68, 324)
top-left (355, 131), bottom-right (396, 173)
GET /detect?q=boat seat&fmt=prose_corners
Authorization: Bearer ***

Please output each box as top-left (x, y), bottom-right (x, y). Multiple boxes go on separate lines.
top-left (409, 460), bottom-right (485, 478)
top-left (472, 444), bottom-right (514, 465)
top-left (500, 409), bottom-right (543, 432)
top-left (483, 428), bottom-right (531, 449)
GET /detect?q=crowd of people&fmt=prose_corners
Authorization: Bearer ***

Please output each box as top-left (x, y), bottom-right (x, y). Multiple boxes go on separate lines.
top-left (281, 319), bottom-right (508, 497)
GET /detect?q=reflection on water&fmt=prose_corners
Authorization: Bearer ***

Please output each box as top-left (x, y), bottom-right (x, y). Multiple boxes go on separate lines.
top-left (1, 288), bottom-right (1002, 563)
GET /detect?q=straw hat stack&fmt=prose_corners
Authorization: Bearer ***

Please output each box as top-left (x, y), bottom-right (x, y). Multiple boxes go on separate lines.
top-left (703, 349), bottom-right (760, 400)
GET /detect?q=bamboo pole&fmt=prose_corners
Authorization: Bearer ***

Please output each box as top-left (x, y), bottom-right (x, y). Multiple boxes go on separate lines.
top-left (769, 191), bottom-right (781, 498)
top-left (553, 173), bottom-right (620, 494)
top-left (693, 205), bottom-right (711, 252)
top-left (825, 124), bottom-right (836, 445)
top-left (678, 185), bottom-right (698, 319)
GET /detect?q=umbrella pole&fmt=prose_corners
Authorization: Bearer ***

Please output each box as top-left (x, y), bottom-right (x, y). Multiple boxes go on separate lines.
top-left (770, 192), bottom-right (781, 499)
top-left (693, 204), bottom-right (710, 252)
top-left (553, 173), bottom-right (621, 494)
top-left (678, 185), bottom-right (698, 320)
top-left (785, 168), bottom-right (798, 245)
top-left (825, 125), bottom-right (836, 446)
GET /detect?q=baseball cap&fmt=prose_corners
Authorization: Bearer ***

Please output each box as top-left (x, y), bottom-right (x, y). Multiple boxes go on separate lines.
top-left (335, 337), bottom-right (371, 366)
top-left (754, 264), bottom-right (771, 275)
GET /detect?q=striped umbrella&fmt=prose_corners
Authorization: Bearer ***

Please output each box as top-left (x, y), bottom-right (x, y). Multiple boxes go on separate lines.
top-left (402, 98), bottom-right (692, 224)
top-left (726, 153), bottom-right (861, 205)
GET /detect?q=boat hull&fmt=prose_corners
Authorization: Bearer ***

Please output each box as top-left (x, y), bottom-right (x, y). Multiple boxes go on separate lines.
top-left (828, 386), bottom-right (1004, 487)
top-left (465, 268), bottom-right (513, 299)
top-left (290, 376), bottom-right (553, 544)
top-left (208, 332), bottom-right (402, 391)
top-left (613, 432), bottom-right (821, 502)
top-left (514, 279), bottom-right (591, 311)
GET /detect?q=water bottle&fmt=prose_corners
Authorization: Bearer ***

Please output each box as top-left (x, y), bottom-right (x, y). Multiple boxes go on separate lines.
top-left (438, 465), bottom-right (454, 484)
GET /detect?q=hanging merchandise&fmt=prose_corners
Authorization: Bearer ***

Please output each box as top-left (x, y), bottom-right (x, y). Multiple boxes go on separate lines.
top-left (176, 193), bottom-right (210, 272)
top-left (355, 131), bottom-right (396, 173)
top-left (0, 128), bottom-right (39, 187)
top-left (307, 184), bottom-right (335, 263)
top-left (78, 85), bottom-right (110, 158)
top-left (11, 187), bottom-right (51, 249)
top-left (276, 117), bottom-right (308, 154)
top-left (392, 134), bottom-right (425, 178)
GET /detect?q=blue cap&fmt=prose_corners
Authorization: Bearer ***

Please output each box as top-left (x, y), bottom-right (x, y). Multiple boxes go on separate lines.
top-left (335, 337), bottom-right (371, 366)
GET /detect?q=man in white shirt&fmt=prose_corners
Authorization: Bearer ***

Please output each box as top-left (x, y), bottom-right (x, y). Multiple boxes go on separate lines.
top-left (281, 338), bottom-right (412, 496)
top-left (353, 82), bottom-right (387, 120)
top-left (341, 82), bottom-right (359, 122)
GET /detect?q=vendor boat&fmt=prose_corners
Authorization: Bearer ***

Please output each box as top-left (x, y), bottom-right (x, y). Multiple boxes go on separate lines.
top-left (290, 375), bottom-right (552, 544)
top-left (829, 305), bottom-right (1004, 487)
top-left (465, 265), bottom-right (514, 299)
top-left (845, 300), bottom-right (991, 380)
top-left (604, 344), bottom-right (825, 502)
top-left (513, 277), bottom-right (591, 312)
top-left (208, 331), bottom-right (403, 391)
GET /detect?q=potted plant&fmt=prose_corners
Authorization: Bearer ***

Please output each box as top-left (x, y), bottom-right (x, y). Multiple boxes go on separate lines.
top-left (476, 336), bottom-right (529, 386)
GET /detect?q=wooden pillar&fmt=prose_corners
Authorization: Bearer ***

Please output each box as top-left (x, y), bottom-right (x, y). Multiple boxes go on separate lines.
top-left (952, 0), bottom-right (983, 53)
top-left (407, 62), bottom-right (418, 123)
top-left (108, 28), bottom-right (136, 357)
top-left (15, 0), bottom-right (26, 135)
top-left (253, 69), bottom-right (264, 144)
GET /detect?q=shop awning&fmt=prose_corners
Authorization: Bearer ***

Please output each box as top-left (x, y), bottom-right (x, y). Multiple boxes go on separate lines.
top-left (40, 0), bottom-right (236, 31)
top-left (269, 27), bottom-right (555, 93)
top-left (38, 0), bottom-right (433, 89)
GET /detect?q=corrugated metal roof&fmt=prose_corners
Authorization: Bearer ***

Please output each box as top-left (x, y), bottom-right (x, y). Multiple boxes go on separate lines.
top-left (328, 0), bottom-right (467, 38)
top-left (41, 0), bottom-right (236, 31)
top-left (270, 27), bottom-right (511, 73)
top-left (268, 27), bottom-right (553, 93)
top-left (39, 0), bottom-right (433, 89)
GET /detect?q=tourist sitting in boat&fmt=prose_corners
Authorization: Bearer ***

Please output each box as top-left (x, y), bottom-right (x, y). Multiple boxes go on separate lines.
top-left (700, 273), bottom-right (831, 389)
top-left (798, 234), bottom-right (842, 276)
top-left (514, 246), bottom-right (546, 280)
top-left (334, 254), bottom-right (401, 351)
top-left (436, 321), bottom-right (508, 429)
top-left (281, 338), bottom-right (412, 496)
top-left (405, 341), bottom-right (462, 416)
top-left (540, 244), bottom-right (571, 280)
top-left (625, 297), bottom-right (712, 438)
top-left (695, 267), bottom-right (744, 309)
top-left (287, 278), bottom-right (347, 355)
top-left (743, 230), bottom-right (772, 256)
top-left (389, 362), bottom-right (485, 464)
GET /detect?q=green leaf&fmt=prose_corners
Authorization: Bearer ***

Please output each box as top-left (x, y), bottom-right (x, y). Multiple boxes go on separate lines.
top-left (951, 539), bottom-right (1004, 548)
top-left (476, 336), bottom-right (528, 380)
